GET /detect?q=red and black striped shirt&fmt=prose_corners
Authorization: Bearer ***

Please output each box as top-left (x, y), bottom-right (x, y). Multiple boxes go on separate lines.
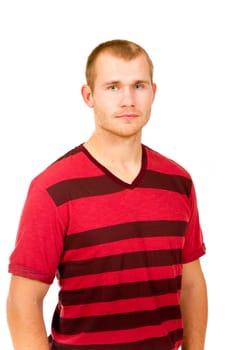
top-left (9, 144), bottom-right (206, 350)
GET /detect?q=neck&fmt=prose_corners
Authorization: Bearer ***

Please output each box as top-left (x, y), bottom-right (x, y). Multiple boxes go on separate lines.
top-left (84, 131), bottom-right (142, 165)
top-left (84, 131), bottom-right (143, 184)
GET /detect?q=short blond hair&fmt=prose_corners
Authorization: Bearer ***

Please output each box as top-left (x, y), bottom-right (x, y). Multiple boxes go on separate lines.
top-left (85, 39), bottom-right (154, 91)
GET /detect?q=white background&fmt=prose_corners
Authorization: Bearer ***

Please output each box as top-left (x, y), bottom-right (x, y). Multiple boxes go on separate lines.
top-left (0, 1), bottom-right (232, 348)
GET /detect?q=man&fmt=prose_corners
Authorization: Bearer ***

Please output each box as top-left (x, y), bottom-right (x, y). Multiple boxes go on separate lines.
top-left (7, 39), bottom-right (208, 349)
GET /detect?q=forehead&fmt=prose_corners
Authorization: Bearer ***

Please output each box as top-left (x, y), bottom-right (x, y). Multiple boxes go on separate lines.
top-left (94, 53), bottom-right (151, 83)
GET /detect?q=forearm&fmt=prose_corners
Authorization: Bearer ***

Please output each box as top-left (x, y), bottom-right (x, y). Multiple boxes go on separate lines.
top-left (7, 297), bottom-right (49, 350)
top-left (7, 276), bottom-right (51, 350)
top-left (180, 279), bottom-right (208, 350)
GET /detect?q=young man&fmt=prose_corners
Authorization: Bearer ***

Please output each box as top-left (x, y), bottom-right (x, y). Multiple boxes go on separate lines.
top-left (7, 39), bottom-right (208, 350)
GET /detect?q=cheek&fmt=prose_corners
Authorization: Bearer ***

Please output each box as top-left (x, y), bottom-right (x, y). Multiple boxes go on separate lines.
top-left (139, 97), bottom-right (152, 111)
top-left (137, 93), bottom-right (153, 107)
top-left (94, 96), bottom-right (115, 113)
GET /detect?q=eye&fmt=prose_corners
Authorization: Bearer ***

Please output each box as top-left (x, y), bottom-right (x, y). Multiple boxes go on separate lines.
top-left (135, 83), bottom-right (144, 89)
top-left (107, 85), bottom-right (118, 91)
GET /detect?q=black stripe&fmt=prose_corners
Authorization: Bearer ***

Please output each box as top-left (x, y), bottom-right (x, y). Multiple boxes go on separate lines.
top-left (54, 145), bottom-right (83, 163)
top-left (47, 170), bottom-right (192, 206)
top-left (65, 220), bottom-right (187, 250)
top-left (60, 276), bottom-right (182, 306)
top-left (50, 329), bottom-right (183, 349)
top-left (139, 170), bottom-right (192, 197)
top-left (59, 249), bottom-right (182, 279)
top-left (47, 176), bottom-right (124, 206)
top-left (53, 305), bottom-right (181, 334)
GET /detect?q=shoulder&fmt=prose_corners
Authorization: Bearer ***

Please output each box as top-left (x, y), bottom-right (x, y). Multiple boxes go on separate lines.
top-left (144, 145), bottom-right (191, 179)
top-left (31, 144), bottom-right (87, 189)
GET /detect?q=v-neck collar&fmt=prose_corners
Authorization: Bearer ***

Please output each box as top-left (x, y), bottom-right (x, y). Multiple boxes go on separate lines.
top-left (80, 144), bottom-right (147, 190)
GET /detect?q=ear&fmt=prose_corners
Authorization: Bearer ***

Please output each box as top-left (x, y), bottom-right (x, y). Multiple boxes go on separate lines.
top-left (81, 84), bottom-right (94, 108)
top-left (152, 83), bottom-right (157, 103)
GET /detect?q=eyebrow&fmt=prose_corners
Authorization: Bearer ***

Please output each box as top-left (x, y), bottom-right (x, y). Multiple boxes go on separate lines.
top-left (104, 81), bottom-right (120, 86)
top-left (104, 79), bottom-right (151, 86)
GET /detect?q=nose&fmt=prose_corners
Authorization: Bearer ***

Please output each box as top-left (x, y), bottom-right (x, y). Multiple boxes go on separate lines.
top-left (120, 86), bottom-right (135, 107)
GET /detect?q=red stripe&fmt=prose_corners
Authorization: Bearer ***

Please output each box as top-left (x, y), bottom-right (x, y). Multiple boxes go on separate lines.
top-left (145, 147), bottom-right (189, 178)
top-left (45, 150), bottom-right (104, 188)
top-left (60, 293), bottom-right (179, 318)
top-left (63, 236), bottom-right (184, 262)
top-left (60, 265), bottom-right (182, 290)
top-left (52, 319), bottom-right (182, 345)
top-left (65, 188), bottom-right (190, 233)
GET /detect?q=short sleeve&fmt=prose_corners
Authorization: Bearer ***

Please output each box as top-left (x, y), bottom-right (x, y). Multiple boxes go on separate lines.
top-left (182, 182), bottom-right (206, 263)
top-left (8, 179), bottom-right (66, 284)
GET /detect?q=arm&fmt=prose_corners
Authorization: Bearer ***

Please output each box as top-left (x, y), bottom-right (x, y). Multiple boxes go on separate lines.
top-left (180, 259), bottom-right (208, 350)
top-left (7, 275), bottom-right (50, 350)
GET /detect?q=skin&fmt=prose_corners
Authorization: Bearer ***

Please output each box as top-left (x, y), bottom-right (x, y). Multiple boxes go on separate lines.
top-left (7, 276), bottom-right (50, 350)
top-left (180, 260), bottom-right (208, 350)
top-left (7, 52), bottom-right (208, 349)
top-left (81, 52), bottom-right (156, 183)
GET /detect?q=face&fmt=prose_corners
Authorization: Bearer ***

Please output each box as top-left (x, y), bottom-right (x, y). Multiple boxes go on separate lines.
top-left (82, 53), bottom-right (156, 139)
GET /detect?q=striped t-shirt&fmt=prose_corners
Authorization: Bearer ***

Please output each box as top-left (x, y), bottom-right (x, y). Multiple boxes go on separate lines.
top-left (9, 144), bottom-right (206, 350)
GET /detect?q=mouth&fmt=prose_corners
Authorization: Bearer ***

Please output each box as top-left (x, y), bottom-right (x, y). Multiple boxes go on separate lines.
top-left (116, 114), bottom-right (139, 119)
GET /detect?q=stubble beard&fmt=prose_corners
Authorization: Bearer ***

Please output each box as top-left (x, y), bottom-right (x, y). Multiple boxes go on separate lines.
top-left (95, 110), bottom-right (151, 140)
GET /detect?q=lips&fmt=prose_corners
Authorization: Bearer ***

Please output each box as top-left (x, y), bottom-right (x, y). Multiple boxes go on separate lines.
top-left (116, 114), bottom-right (139, 118)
